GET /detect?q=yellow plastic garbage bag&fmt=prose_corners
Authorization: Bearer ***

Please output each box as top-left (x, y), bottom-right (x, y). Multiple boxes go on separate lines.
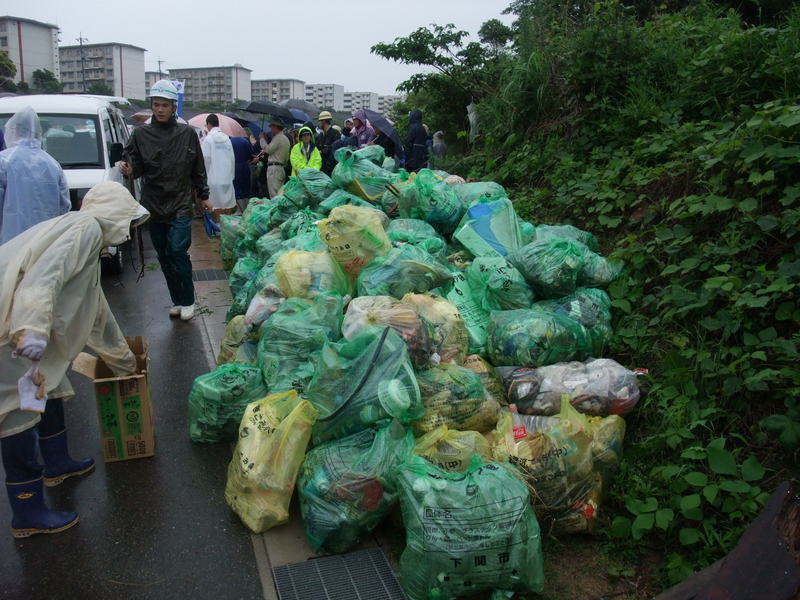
top-left (413, 425), bottom-right (491, 472)
top-left (492, 397), bottom-right (625, 535)
top-left (463, 354), bottom-right (507, 405)
top-left (401, 293), bottom-right (468, 365)
top-left (274, 250), bottom-right (350, 299)
top-left (225, 391), bottom-right (318, 533)
top-left (317, 205), bottom-right (391, 277)
top-left (217, 315), bottom-right (249, 365)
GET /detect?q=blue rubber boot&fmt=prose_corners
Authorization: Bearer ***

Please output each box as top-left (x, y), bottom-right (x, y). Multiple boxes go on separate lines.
top-left (39, 430), bottom-right (95, 487)
top-left (6, 478), bottom-right (79, 538)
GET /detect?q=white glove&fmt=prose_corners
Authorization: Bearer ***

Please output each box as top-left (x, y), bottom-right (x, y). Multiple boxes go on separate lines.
top-left (15, 331), bottom-right (48, 361)
top-left (18, 363), bottom-right (47, 413)
top-left (111, 349), bottom-right (138, 377)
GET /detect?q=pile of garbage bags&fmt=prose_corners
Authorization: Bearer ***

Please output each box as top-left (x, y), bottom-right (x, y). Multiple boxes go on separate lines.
top-left (187, 165), bottom-right (647, 599)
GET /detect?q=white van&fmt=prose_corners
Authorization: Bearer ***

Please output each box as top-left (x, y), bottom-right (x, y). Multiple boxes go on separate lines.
top-left (0, 94), bottom-right (136, 273)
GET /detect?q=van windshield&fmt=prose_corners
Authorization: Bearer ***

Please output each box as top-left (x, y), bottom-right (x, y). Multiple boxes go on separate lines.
top-left (0, 113), bottom-right (103, 169)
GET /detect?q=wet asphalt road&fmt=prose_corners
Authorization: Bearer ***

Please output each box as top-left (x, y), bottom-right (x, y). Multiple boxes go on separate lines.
top-left (0, 241), bottom-right (262, 599)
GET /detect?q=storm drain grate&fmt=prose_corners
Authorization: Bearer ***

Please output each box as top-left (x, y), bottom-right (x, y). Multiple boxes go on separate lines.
top-left (192, 269), bottom-right (228, 282)
top-left (272, 547), bottom-right (406, 600)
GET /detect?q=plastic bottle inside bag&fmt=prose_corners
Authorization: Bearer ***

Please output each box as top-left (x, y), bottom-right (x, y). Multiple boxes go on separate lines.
top-left (509, 403), bottom-right (527, 440)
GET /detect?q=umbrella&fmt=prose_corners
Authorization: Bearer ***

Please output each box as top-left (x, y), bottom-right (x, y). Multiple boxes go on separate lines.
top-left (280, 98), bottom-right (320, 116)
top-left (188, 113), bottom-right (246, 138)
top-left (363, 109), bottom-right (405, 163)
top-left (289, 108), bottom-right (312, 124)
top-left (233, 101), bottom-right (294, 124)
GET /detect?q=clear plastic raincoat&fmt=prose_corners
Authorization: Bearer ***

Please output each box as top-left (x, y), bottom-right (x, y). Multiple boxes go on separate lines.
top-left (0, 182), bottom-right (146, 437)
top-left (201, 127), bottom-right (236, 210)
top-left (0, 107), bottom-right (70, 244)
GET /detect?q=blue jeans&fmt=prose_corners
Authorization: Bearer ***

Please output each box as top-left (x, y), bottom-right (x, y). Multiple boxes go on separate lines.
top-left (149, 216), bottom-right (195, 307)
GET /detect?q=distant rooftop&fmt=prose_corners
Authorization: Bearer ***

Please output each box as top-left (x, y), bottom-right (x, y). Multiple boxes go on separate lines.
top-left (0, 15), bottom-right (59, 29)
top-left (169, 65), bottom-right (253, 72)
top-left (60, 42), bottom-right (147, 52)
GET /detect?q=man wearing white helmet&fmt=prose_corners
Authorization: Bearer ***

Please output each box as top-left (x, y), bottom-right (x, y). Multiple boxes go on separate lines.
top-left (119, 80), bottom-right (210, 321)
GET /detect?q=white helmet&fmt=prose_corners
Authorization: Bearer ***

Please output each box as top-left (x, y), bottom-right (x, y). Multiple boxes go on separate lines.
top-left (149, 79), bottom-right (179, 102)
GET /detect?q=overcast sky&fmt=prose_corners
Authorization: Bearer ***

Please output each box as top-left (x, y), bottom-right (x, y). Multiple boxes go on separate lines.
top-left (5, 0), bottom-right (514, 95)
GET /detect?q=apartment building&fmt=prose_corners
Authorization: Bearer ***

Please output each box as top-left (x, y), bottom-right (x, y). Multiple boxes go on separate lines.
top-left (59, 42), bottom-right (146, 98)
top-left (145, 70), bottom-right (169, 91)
top-left (343, 91), bottom-right (379, 112)
top-left (251, 78), bottom-right (305, 103)
top-left (378, 94), bottom-right (404, 115)
top-left (168, 64), bottom-right (251, 103)
top-left (0, 16), bottom-right (59, 84)
top-left (305, 83), bottom-right (344, 111)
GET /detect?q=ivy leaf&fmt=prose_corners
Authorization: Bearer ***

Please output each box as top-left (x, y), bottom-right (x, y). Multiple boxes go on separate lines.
top-left (679, 494), bottom-right (701, 511)
top-left (631, 513), bottom-right (655, 540)
top-left (610, 516), bottom-right (631, 538)
top-left (703, 484), bottom-right (719, 504)
top-left (739, 198), bottom-right (758, 212)
top-left (679, 527), bottom-right (701, 545)
top-left (655, 508), bottom-right (674, 530)
top-left (719, 479), bottom-right (751, 494)
top-left (740, 455), bottom-right (766, 482)
top-left (684, 472), bottom-right (708, 487)
top-left (707, 445), bottom-right (737, 475)
top-left (757, 215), bottom-right (780, 232)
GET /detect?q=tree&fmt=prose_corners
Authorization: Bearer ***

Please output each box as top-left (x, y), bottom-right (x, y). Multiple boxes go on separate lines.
top-left (0, 49), bottom-right (16, 93)
top-left (32, 69), bottom-right (63, 94)
top-left (87, 81), bottom-right (114, 96)
top-left (478, 19), bottom-right (514, 55)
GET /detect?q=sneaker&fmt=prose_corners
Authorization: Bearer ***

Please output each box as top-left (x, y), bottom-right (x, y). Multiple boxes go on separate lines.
top-left (169, 306), bottom-right (181, 318)
top-left (180, 304), bottom-right (196, 321)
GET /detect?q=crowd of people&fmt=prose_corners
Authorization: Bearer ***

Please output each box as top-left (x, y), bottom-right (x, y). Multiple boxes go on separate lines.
top-left (0, 77), bottom-right (449, 539)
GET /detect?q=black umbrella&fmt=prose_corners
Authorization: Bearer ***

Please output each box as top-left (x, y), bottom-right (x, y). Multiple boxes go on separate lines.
top-left (234, 100), bottom-right (294, 124)
top-left (280, 98), bottom-right (320, 116)
top-left (363, 109), bottom-right (405, 164)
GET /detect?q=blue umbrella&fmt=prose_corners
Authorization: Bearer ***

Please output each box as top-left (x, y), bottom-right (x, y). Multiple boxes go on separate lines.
top-left (363, 109), bottom-right (405, 164)
top-left (289, 108), bottom-right (312, 124)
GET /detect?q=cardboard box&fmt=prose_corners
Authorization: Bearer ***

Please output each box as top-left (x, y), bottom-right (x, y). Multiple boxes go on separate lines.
top-left (72, 336), bottom-right (155, 462)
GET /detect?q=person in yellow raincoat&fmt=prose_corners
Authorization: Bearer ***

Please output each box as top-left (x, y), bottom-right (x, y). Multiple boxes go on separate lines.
top-left (289, 126), bottom-right (322, 176)
top-left (0, 181), bottom-right (147, 538)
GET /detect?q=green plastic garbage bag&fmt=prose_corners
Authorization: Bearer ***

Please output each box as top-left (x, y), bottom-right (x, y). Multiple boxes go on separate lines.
top-left (318, 205), bottom-right (392, 277)
top-left (278, 229), bottom-right (327, 254)
top-left (451, 181), bottom-right (507, 206)
top-left (220, 215), bottom-right (243, 271)
top-left (532, 287), bottom-right (613, 354)
top-left (509, 238), bottom-right (585, 299)
top-left (397, 169), bottom-right (465, 236)
top-left (257, 293), bottom-right (343, 393)
top-left (332, 147), bottom-right (395, 202)
top-left (443, 270), bottom-right (490, 355)
top-left (188, 363), bottom-right (268, 443)
top-left (233, 340), bottom-right (258, 364)
top-left (319, 189), bottom-right (376, 214)
top-left (578, 245), bottom-right (623, 288)
top-left (279, 209), bottom-right (324, 239)
top-left (243, 197), bottom-right (299, 239)
top-left (255, 229), bottom-right (284, 263)
top-left (354, 144), bottom-right (386, 166)
top-left (274, 250), bottom-right (351, 299)
top-left (396, 454), bottom-right (544, 600)
top-left (227, 279), bottom-right (256, 322)
top-left (356, 245), bottom-right (452, 299)
top-left (305, 326), bottom-right (424, 446)
top-left (225, 391), bottom-right (318, 533)
top-left (229, 256), bottom-right (261, 298)
top-left (402, 293), bottom-right (469, 365)
top-left (520, 220), bottom-right (536, 244)
top-left (487, 309), bottom-right (594, 367)
top-left (463, 354), bottom-right (507, 405)
top-left (453, 197), bottom-right (524, 258)
top-left (385, 218), bottom-right (447, 261)
top-left (414, 363), bottom-right (501, 435)
top-left (465, 256), bottom-right (534, 311)
top-left (296, 168), bottom-right (336, 207)
top-left (217, 315), bottom-right (250, 365)
top-left (298, 421), bottom-right (415, 554)
top-left (531, 224), bottom-right (600, 252)
top-left (382, 157), bottom-right (397, 172)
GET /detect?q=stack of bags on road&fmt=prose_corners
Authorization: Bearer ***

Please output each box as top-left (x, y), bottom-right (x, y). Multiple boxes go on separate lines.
top-left (187, 145), bottom-right (644, 599)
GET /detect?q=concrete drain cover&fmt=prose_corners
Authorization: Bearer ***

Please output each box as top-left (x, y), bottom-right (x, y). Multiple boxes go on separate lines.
top-left (192, 269), bottom-right (228, 282)
top-left (272, 547), bottom-right (406, 600)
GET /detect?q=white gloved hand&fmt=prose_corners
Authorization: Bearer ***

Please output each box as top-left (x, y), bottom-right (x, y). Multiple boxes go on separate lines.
top-left (15, 331), bottom-right (48, 361)
top-left (19, 364), bottom-right (47, 413)
top-left (112, 350), bottom-right (138, 376)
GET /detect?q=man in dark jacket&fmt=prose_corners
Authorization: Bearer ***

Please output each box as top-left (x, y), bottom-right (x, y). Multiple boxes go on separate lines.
top-left (404, 109), bottom-right (429, 172)
top-left (316, 111), bottom-right (341, 176)
top-left (119, 79), bottom-right (210, 321)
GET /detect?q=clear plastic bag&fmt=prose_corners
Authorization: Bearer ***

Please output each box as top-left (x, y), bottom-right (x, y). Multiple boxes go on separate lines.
top-left (188, 363), bottom-right (268, 444)
top-left (298, 421), bottom-right (414, 554)
top-left (356, 244), bottom-right (452, 299)
top-left (496, 358), bottom-right (640, 416)
top-left (487, 309), bottom-right (594, 367)
top-left (318, 205), bottom-right (391, 277)
top-left (225, 391), bottom-right (318, 533)
top-left (305, 326), bottom-right (424, 446)
top-left (413, 425), bottom-right (492, 472)
top-left (274, 250), bottom-right (351, 299)
top-left (396, 454), bottom-right (544, 600)
top-left (414, 363), bottom-right (501, 435)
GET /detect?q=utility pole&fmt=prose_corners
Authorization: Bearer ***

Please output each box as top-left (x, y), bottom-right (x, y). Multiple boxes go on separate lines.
top-left (157, 58), bottom-right (164, 79)
top-left (77, 33), bottom-right (88, 92)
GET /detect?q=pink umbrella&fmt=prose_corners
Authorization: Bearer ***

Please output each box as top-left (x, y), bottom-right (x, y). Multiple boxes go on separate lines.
top-left (188, 113), bottom-right (246, 138)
